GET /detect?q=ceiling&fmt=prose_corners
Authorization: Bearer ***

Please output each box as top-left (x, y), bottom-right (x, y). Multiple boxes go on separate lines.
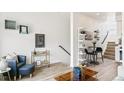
top-left (79, 12), bottom-right (109, 21)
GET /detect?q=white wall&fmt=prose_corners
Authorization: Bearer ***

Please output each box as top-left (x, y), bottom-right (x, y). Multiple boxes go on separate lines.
top-left (73, 12), bottom-right (118, 66)
top-left (0, 12), bottom-right (70, 64)
top-left (122, 13), bottom-right (124, 65)
top-left (0, 28), bottom-right (1, 57)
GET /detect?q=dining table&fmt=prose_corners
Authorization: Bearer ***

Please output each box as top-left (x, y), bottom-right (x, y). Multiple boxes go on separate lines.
top-left (87, 42), bottom-right (99, 65)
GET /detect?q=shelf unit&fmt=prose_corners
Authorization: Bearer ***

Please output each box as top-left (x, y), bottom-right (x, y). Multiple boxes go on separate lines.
top-left (115, 45), bottom-right (123, 62)
top-left (31, 50), bottom-right (50, 68)
top-left (78, 28), bottom-right (87, 65)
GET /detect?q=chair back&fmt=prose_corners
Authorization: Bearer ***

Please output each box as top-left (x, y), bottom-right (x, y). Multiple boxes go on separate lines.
top-left (84, 49), bottom-right (88, 54)
top-left (96, 47), bottom-right (103, 52)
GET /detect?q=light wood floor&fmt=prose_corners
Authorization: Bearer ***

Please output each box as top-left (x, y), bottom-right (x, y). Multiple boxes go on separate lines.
top-left (41, 58), bottom-right (120, 81)
top-left (87, 58), bottom-right (120, 81)
top-left (19, 59), bottom-right (120, 81)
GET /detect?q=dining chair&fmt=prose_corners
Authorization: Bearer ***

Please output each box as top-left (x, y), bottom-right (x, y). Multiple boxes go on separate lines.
top-left (95, 47), bottom-right (104, 62)
top-left (84, 49), bottom-right (96, 62)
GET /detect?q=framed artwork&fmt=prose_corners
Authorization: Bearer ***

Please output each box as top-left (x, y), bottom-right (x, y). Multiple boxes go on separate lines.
top-left (19, 25), bottom-right (28, 34)
top-left (35, 34), bottom-right (45, 48)
top-left (5, 20), bottom-right (16, 29)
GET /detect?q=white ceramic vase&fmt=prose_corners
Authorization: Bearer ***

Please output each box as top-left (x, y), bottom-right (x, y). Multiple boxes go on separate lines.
top-left (0, 58), bottom-right (8, 70)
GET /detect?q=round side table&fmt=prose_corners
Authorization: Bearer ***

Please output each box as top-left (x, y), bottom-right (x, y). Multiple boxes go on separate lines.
top-left (0, 68), bottom-right (11, 81)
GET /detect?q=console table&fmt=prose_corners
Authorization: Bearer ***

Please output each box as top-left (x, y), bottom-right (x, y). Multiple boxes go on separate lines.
top-left (31, 50), bottom-right (50, 68)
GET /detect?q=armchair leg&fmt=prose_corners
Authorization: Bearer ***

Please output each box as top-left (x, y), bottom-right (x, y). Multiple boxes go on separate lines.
top-left (19, 75), bottom-right (21, 80)
top-left (30, 74), bottom-right (32, 78)
top-left (14, 76), bottom-right (16, 81)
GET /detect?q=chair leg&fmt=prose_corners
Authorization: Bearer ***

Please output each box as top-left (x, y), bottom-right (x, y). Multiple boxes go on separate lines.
top-left (85, 54), bottom-right (87, 59)
top-left (14, 76), bottom-right (16, 81)
top-left (96, 54), bottom-right (97, 62)
top-left (19, 75), bottom-right (21, 80)
top-left (90, 55), bottom-right (91, 61)
top-left (87, 55), bottom-right (89, 62)
top-left (101, 52), bottom-right (104, 62)
top-left (30, 74), bottom-right (32, 78)
top-left (1, 74), bottom-right (4, 81)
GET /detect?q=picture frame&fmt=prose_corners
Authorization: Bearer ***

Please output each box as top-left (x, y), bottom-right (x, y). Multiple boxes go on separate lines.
top-left (19, 25), bottom-right (28, 34)
top-left (5, 20), bottom-right (16, 29)
top-left (35, 34), bottom-right (45, 48)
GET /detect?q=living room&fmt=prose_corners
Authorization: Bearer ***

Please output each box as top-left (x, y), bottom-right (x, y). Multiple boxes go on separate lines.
top-left (0, 12), bottom-right (71, 81)
top-left (1, 1), bottom-right (124, 93)
top-left (0, 12), bottom-right (123, 81)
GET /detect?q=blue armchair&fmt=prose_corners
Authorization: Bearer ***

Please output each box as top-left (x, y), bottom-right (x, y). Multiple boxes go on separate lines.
top-left (6, 55), bottom-right (26, 80)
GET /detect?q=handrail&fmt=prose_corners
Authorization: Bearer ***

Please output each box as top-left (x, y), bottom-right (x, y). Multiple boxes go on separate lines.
top-left (101, 31), bottom-right (109, 44)
top-left (59, 45), bottom-right (70, 56)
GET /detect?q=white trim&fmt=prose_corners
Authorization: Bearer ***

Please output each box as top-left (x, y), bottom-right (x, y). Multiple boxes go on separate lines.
top-left (70, 12), bottom-right (74, 67)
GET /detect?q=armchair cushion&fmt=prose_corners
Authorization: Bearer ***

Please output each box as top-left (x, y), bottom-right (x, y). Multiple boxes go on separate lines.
top-left (17, 62), bottom-right (25, 68)
top-left (19, 64), bottom-right (35, 76)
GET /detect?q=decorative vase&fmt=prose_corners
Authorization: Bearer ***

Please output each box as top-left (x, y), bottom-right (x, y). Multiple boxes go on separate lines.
top-left (0, 58), bottom-right (8, 70)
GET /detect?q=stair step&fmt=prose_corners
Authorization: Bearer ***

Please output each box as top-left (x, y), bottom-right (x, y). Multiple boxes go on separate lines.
top-left (107, 44), bottom-right (116, 47)
top-left (104, 52), bottom-right (115, 56)
top-left (106, 48), bottom-right (115, 52)
top-left (104, 55), bottom-right (115, 60)
top-left (107, 46), bottom-right (115, 49)
top-left (108, 42), bottom-right (115, 44)
top-left (104, 42), bottom-right (116, 60)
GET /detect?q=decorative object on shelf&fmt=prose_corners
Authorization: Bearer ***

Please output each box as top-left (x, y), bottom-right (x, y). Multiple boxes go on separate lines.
top-left (19, 25), bottom-right (28, 34)
top-left (31, 50), bottom-right (50, 68)
top-left (35, 34), bottom-right (45, 48)
top-left (118, 38), bottom-right (122, 45)
top-left (80, 30), bottom-right (86, 34)
top-left (84, 31), bottom-right (93, 40)
top-left (5, 20), bottom-right (16, 30)
top-left (92, 30), bottom-right (100, 44)
top-left (33, 48), bottom-right (37, 55)
top-left (36, 60), bottom-right (42, 66)
top-left (0, 58), bottom-right (8, 70)
top-left (80, 30), bottom-right (93, 40)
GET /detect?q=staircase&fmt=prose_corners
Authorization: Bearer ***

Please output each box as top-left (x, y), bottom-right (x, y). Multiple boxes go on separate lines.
top-left (104, 42), bottom-right (116, 60)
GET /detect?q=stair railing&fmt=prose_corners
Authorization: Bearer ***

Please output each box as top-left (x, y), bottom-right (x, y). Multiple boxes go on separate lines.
top-left (101, 31), bottom-right (109, 45)
top-left (59, 45), bottom-right (70, 56)
top-left (101, 31), bottom-right (109, 54)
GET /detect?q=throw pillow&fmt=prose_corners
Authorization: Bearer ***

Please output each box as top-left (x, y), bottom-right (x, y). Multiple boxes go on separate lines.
top-left (13, 52), bottom-right (19, 63)
top-left (6, 54), bottom-right (13, 60)
top-left (6, 53), bottom-right (19, 64)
